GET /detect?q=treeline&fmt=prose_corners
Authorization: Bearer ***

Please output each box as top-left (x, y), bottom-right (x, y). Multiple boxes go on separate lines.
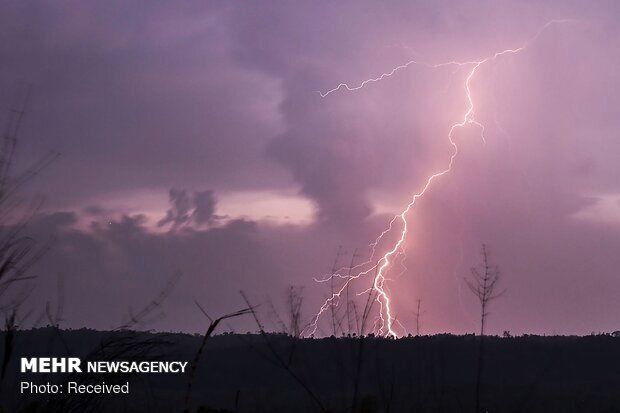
top-left (2, 328), bottom-right (620, 412)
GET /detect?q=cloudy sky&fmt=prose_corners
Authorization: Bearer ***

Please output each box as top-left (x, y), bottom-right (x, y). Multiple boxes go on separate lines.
top-left (3, 0), bottom-right (620, 335)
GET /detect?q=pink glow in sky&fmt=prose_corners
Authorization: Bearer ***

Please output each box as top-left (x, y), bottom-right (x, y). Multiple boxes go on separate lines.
top-left (3, 1), bottom-right (620, 335)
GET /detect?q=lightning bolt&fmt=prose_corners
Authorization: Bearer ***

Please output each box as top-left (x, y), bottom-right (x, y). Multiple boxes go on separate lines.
top-left (306, 19), bottom-right (577, 338)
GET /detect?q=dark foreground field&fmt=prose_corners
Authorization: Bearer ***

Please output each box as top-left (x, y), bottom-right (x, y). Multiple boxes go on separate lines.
top-left (1, 328), bottom-right (620, 412)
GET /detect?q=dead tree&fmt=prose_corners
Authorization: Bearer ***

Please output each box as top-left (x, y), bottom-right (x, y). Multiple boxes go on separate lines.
top-left (465, 244), bottom-right (505, 413)
top-left (286, 285), bottom-right (304, 338)
top-left (0, 91), bottom-right (57, 393)
top-left (184, 302), bottom-right (252, 412)
top-left (345, 248), bottom-right (359, 335)
top-left (413, 299), bottom-right (422, 336)
top-left (240, 291), bottom-right (328, 413)
top-left (329, 245), bottom-right (344, 336)
top-left (350, 263), bottom-right (379, 413)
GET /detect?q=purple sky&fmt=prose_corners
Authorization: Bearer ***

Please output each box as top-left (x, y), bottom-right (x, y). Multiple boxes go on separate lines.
top-left (3, 1), bottom-right (620, 335)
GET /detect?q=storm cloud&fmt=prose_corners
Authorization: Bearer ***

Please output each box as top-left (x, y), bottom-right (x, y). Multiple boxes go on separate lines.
top-left (3, 0), bottom-right (620, 335)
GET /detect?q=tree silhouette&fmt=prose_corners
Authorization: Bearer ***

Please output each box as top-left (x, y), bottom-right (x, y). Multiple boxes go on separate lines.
top-left (0, 90), bottom-right (57, 390)
top-left (465, 244), bottom-right (505, 413)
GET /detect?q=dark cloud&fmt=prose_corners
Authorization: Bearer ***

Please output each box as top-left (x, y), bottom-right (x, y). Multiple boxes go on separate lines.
top-left (157, 188), bottom-right (192, 228)
top-left (157, 188), bottom-right (217, 228)
top-left (192, 190), bottom-right (217, 225)
top-left (0, 1), bottom-right (288, 208)
top-left (24, 212), bottom-right (265, 330)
